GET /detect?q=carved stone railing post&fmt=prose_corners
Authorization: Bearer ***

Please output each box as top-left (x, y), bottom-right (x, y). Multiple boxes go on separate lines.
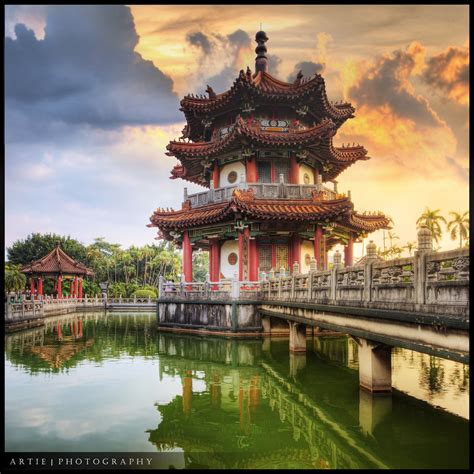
top-left (278, 275), bottom-right (282, 299)
top-left (290, 274), bottom-right (295, 300)
top-left (330, 266), bottom-right (337, 303)
top-left (414, 225), bottom-right (433, 308)
top-left (307, 271), bottom-right (313, 301)
top-left (231, 272), bottom-right (240, 299)
top-left (158, 275), bottom-right (164, 298)
top-left (364, 240), bottom-right (377, 302)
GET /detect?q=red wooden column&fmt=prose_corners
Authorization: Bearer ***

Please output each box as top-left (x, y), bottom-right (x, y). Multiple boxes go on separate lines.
top-left (30, 277), bottom-right (35, 298)
top-left (57, 275), bottom-right (62, 299)
top-left (289, 154), bottom-right (299, 184)
top-left (182, 230), bottom-right (193, 282)
top-left (209, 239), bottom-right (220, 283)
top-left (246, 156), bottom-right (258, 183)
top-left (314, 226), bottom-right (323, 270)
top-left (313, 167), bottom-right (319, 184)
top-left (238, 230), bottom-right (245, 281)
top-left (74, 276), bottom-right (79, 298)
top-left (38, 277), bottom-right (43, 297)
top-left (292, 234), bottom-right (301, 270)
top-left (249, 238), bottom-right (258, 281)
top-left (78, 278), bottom-right (83, 298)
top-left (212, 163), bottom-right (219, 188)
top-left (70, 277), bottom-right (75, 297)
top-left (344, 235), bottom-right (354, 267)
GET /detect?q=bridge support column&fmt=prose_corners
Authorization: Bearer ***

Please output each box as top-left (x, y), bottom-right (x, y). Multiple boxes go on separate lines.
top-left (358, 338), bottom-right (392, 392)
top-left (289, 321), bottom-right (306, 352)
top-left (359, 389), bottom-right (392, 437)
top-left (262, 316), bottom-right (271, 334)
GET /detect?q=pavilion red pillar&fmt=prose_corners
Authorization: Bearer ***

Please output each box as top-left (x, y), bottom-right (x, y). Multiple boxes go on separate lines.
top-left (70, 277), bottom-right (75, 297)
top-left (249, 238), bottom-right (258, 282)
top-left (209, 239), bottom-right (220, 283)
top-left (344, 236), bottom-right (354, 267)
top-left (313, 167), bottom-right (319, 184)
top-left (246, 156), bottom-right (258, 183)
top-left (289, 154), bottom-right (299, 184)
top-left (74, 276), bottom-right (79, 298)
top-left (292, 234), bottom-right (301, 271)
top-left (212, 163), bottom-right (219, 188)
top-left (238, 230), bottom-right (245, 281)
top-left (182, 230), bottom-right (193, 282)
top-left (78, 278), bottom-right (83, 298)
top-left (314, 226), bottom-right (323, 270)
top-left (57, 275), bottom-right (62, 299)
top-left (38, 277), bottom-right (43, 297)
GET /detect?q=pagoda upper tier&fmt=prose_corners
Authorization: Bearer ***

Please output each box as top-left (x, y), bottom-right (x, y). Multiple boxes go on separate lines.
top-left (181, 67), bottom-right (354, 142)
top-left (168, 116), bottom-right (369, 187)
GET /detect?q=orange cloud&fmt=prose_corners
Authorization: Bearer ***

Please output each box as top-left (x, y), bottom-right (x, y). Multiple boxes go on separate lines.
top-left (423, 45), bottom-right (469, 105)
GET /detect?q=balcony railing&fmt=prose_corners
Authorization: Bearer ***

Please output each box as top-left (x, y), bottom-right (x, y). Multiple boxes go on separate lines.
top-left (187, 183), bottom-right (338, 208)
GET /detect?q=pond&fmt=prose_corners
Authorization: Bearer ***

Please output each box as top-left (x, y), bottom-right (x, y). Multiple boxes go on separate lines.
top-left (4, 312), bottom-right (469, 469)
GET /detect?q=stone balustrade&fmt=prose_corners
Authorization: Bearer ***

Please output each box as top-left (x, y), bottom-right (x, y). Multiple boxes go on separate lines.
top-left (159, 246), bottom-right (469, 319)
top-left (186, 182), bottom-right (338, 208)
top-left (5, 296), bottom-right (158, 323)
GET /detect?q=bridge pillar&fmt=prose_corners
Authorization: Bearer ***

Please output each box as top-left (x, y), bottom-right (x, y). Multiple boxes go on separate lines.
top-left (289, 321), bottom-right (306, 352)
top-left (262, 316), bottom-right (271, 334)
top-left (359, 389), bottom-right (392, 437)
top-left (357, 338), bottom-right (392, 392)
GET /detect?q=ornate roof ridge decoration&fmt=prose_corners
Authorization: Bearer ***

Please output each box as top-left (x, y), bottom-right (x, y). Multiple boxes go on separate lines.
top-left (180, 68), bottom-right (355, 140)
top-left (166, 116), bottom-right (336, 159)
top-left (20, 242), bottom-right (94, 276)
top-left (149, 191), bottom-right (392, 233)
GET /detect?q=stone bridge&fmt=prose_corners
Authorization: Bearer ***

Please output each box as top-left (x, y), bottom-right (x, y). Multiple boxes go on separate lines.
top-left (158, 233), bottom-right (469, 392)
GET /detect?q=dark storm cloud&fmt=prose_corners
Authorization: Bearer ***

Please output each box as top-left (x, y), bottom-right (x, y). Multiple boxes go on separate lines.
top-left (287, 61), bottom-right (325, 82)
top-left (186, 31), bottom-right (213, 54)
top-left (267, 54), bottom-right (282, 76)
top-left (348, 45), bottom-right (443, 128)
top-left (422, 46), bottom-right (469, 102)
top-left (5, 5), bottom-right (180, 141)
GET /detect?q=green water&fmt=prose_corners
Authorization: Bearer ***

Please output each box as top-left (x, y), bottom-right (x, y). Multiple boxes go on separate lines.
top-left (4, 312), bottom-right (469, 469)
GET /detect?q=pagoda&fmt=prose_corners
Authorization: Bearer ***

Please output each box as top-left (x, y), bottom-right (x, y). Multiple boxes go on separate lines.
top-left (149, 31), bottom-right (391, 283)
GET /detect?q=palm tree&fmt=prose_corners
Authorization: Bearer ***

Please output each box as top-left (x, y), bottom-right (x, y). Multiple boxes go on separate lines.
top-left (447, 211), bottom-right (469, 248)
top-left (416, 208), bottom-right (447, 244)
top-left (404, 241), bottom-right (417, 257)
top-left (387, 231), bottom-right (399, 249)
top-left (4, 265), bottom-right (27, 295)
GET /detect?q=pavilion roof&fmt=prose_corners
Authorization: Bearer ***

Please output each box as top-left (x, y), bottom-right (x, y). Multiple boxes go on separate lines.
top-left (181, 68), bottom-right (354, 141)
top-left (167, 117), bottom-right (367, 186)
top-left (20, 244), bottom-right (94, 276)
top-left (148, 188), bottom-right (391, 235)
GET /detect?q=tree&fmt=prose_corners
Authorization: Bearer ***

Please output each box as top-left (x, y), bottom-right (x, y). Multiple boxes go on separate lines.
top-left (193, 250), bottom-right (209, 282)
top-left (416, 208), bottom-right (447, 245)
top-left (404, 241), bottom-right (417, 257)
top-left (447, 211), bottom-right (469, 248)
top-left (4, 264), bottom-right (27, 295)
top-left (7, 233), bottom-right (88, 266)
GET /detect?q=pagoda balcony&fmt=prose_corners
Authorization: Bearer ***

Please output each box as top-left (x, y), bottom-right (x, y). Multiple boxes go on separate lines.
top-left (185, 182), bottom-right (339, 208)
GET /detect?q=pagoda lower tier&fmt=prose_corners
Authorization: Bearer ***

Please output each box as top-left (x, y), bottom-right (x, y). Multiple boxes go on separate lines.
top-left (148, 189), bottom-right (390, 282)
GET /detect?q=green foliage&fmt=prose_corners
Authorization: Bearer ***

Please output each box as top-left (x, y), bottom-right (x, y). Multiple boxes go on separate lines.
top-left (447, 211), bottom-right (469, 248)
top-left (6, 233), bottom-right (182, 297)
top-left (193, 249), bottom-right (209, 282)
top-left (7, 233), bottom-right (89, 266)
top-left (4, 264), bottom-right (27, 295)
top-left (132, 289), bottom-right (157, 298)
top-left (416, 208), bottom-right (447, 244)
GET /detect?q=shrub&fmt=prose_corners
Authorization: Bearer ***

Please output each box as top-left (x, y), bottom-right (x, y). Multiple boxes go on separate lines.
top-left (132, 289), bottom-right (156, 298)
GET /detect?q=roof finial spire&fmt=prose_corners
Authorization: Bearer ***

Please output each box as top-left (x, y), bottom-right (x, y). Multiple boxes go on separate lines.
top-left (255, 29), bottom-right (269, 73)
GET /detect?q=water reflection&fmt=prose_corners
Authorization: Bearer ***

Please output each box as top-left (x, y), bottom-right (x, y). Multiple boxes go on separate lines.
top-left (4, 312), bottom-right (469, 469)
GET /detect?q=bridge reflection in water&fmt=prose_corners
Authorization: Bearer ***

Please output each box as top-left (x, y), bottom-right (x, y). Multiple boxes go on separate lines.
top-left (150, 332), bottom-right (468, 469)
top-left (4, 313), bottom-right (468, 469)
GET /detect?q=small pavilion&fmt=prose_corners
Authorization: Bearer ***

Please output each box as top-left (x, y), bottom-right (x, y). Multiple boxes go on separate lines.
top-left (20, 243), bottom-right (94, 299)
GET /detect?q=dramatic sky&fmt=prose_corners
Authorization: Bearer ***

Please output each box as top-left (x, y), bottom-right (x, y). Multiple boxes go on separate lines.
top-left (5, 5), bottom-right (469, 257)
